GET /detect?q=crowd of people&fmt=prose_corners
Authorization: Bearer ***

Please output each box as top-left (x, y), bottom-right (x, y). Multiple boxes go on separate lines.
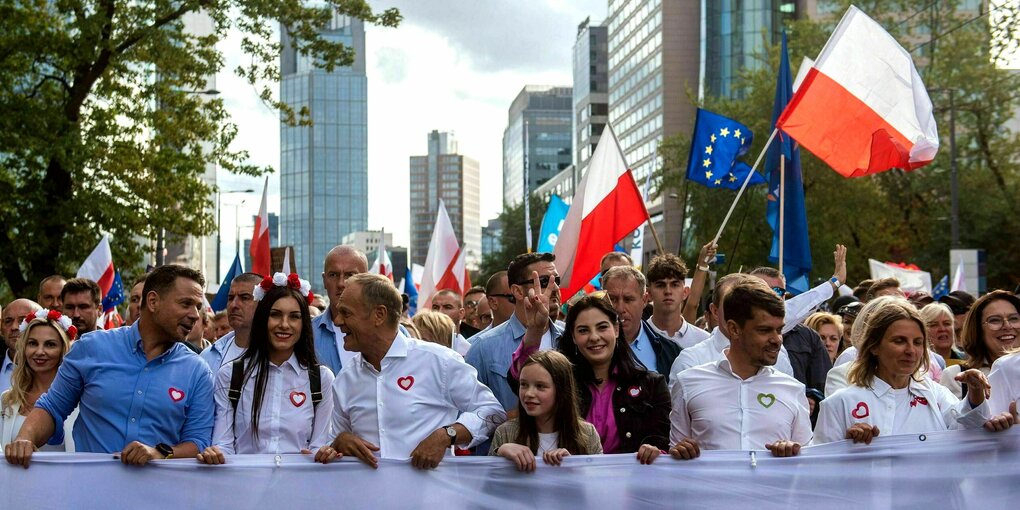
top-left (2, 242), bottom-right (1019, 474)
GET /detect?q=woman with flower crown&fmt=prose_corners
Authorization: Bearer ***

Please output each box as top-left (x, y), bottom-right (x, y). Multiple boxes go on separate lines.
top-left (1, 310), bottom-right (78, 451)
top-left (197, 273), bottom-right (335, 463)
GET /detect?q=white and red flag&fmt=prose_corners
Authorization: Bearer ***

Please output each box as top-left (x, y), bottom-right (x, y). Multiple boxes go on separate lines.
top-left (554, 123), bottom-right (649, 299)
top-left (77, 235), bottom-right (115, 297)
top-left (776, 6), bottom-right (939, 178)
top-left (370, 232), bottom-right (394, 281)
top-left (419, 200), bottom-right (466, 308)
top-left (250, 176), bottom-right (271, 276)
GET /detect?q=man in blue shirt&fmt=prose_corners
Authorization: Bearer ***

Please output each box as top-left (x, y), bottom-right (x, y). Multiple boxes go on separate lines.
top-left (313, 245), bottom-right (368, 375)
top-left (5, 264), bottom-right (215, 468)
top-left (602, 265), bottom-right (681, 380)
top-left (200, 272), bottom-right (262, 370)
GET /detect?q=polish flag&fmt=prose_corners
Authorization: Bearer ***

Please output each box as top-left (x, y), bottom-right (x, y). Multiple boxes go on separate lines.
top-left (77, 235), bottom-right (116, 297)
top-left (250, 177), bottom-right (271, 276)
top-left (370, 232), bottom-right (393, 281)
top-left (419, 200), bottom-right (462, 308)
top-left (554, 124), bottom-right (649, 299)
top-left (776, 6), bottom-right (939, 178)
top-left (281, 246), bottom-right (292, 274)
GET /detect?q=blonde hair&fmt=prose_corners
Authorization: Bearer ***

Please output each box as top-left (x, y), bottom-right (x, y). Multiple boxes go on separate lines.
top-left (411, 311), bottom-right (456, 348)
top-left (1, 319), bottom-right (72, 412)
top-left (848, 298), bottom-right (929, 388)
top-left (805, 312), bottom-right (843, 338)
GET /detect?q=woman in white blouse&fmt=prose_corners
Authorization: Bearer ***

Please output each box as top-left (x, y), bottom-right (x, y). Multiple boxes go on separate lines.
top-left (814, 299), bottom-right (1013, 445)
top-left (1, 310), bottom-right (77, 451)
top-left (198, 274), bottom-right (334, 463)
top-left (939, 291), bottom-right (1020, 399)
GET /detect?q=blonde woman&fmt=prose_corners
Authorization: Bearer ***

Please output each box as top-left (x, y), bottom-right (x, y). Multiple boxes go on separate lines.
top-left (412, 311), bottom-right (457, 350)
top-left (805, 312), bottom-right (844, 363)
top-left (1, 310), bottom-right (78, 451)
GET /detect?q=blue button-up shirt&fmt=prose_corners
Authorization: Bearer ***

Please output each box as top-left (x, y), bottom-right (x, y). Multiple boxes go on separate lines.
top-left (312, 309), bottom-right (343, 376)
top-left (629, 326), bottom-right (658, 373)
top-left (36, 322), bottom-right (215, 453)
top-left (0, 353), bottom-right (14, 397)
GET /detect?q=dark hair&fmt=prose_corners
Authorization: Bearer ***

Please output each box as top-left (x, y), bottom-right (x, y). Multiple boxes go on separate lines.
top-left (556, 294), bottom-right (645, 387)
top-left (485, 271), bottom-right (508, 295)
top-left (724, 283), bottom-right (785, 327)
top-left (853, 279), bottom-right (875, 301)
top-left (38, 274), bottom-right (66, 291)
top-left (60, 278), bottom-right (102, 306)
top-left (240, 285), bottom-right (317, 440)
top-left (142, 265), bottom-right (206, 299)
top-left (865, 278), bottom-right (900, 302)
top-left (464, 286), bottom-right (486, 299)
top-left (749, 267), bottom-right (783, 280)
top-left (232, 272), bottom-right (265, 286)
top-left (646, 253), bottom-right (688, 283)
top-left (711, 273), bottom-right (758, 309)
top-left (960, 290), bottom-right (1020, 370)
top-left (514, 350), bottom-right (586, 455)
top-left (508, 252), bottom-right (555, 286)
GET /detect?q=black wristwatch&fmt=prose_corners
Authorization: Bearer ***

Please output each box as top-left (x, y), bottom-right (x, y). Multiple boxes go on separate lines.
top-left (443, 425), bottom-right (458, 446)
top-left (155, 443), bottom-right (174, 459)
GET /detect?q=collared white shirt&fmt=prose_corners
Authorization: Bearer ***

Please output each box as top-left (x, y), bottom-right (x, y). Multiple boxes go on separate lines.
top-left (629, 326), bottom-right (658, 373)
top-left (331, 331), bottom-right (505, 458)
top-left (326, 317), bottom-right (358, 369)
top-left (212, 355), bottom-right (335, 454)
top-left (669, 328), bottom-right (795, 393)
top-left (452, 333), bottom-right (472, 356)
top-left (0, 354), bottom-right (14, 397)
top-left (988, 352), bottom-right (1020, 414)
top-left (670, 353), bottom-right (811, 450)
top-left (647, 317), bottom-right (711, 349)
top-left (783, 281), bottom-right (834, 334)
top-left (813, 376), bottom-right (990, 445)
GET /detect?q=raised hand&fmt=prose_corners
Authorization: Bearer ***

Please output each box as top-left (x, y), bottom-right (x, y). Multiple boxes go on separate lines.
top-left (832, 244), bottom-right (847, 285)
top-left (956, 368), bottom-right (992, 406)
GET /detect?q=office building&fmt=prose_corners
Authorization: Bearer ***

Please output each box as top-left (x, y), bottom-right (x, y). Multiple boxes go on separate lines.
top-left (573, 18), bottom-right (610, 176)
top-left (502, 86), bottom-right (573, 206)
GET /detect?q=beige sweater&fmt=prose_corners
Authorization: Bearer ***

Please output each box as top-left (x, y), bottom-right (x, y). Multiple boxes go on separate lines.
top-left (488, 418), bottom-right (603, 455)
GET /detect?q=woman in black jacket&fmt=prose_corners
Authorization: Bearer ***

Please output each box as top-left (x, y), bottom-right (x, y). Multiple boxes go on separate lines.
top-left (511, 292), bottom-right (670, 462)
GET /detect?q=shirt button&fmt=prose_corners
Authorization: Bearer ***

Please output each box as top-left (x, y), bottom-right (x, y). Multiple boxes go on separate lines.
top-left (137, 390), bottom-right (142, 395)
top-left (619, 408), bottom-right (626, 413)
top-left (625, 432), bottom-right (632, 438)
top-left (380, 429), bottom-right (385, 434)
top-left (130, 418), bottom-right (136, 423)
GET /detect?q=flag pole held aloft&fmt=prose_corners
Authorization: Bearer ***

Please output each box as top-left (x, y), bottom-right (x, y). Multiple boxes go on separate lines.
top-left (712, 128), bottom-right (779, 244)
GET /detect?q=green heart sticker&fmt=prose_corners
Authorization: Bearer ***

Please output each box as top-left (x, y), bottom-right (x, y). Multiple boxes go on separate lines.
top-left (757, 393), bottom-right (776, 409)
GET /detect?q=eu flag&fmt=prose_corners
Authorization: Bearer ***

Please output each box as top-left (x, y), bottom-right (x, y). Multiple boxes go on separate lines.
top-left (931, 275), bottom-right (949, 300)
top-left (766, 32), bottom-right (812, 295)
top-left (101, 270), bottom-right (125, 313)
top-left (403, 267), bottom-right (419, 316)
top-left (685, 109), bottom-right (766, 190)
top-left (212, 253), bottom-right (244, 312)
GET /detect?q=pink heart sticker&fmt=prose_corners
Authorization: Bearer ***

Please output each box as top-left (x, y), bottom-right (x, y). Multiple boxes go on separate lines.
top-left (168, 387), bottom-right (185, 402)
top-left (628, 386), bottom-right (641, 397)
top-left (851, 401), bottom-right (869, 419)
top-left (290, 391), bottom-right (306, 407)
top-left (397, 376), bottom-right (414, 391)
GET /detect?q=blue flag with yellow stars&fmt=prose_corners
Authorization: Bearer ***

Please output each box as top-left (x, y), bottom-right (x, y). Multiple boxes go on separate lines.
top-left (685, 108), bottom-right (765, 190)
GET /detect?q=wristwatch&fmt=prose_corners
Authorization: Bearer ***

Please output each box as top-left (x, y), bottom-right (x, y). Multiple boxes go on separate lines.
top-left (155, 443), bottom-right (174, 459)
top-left (443, 425), bottom-right (458, 446)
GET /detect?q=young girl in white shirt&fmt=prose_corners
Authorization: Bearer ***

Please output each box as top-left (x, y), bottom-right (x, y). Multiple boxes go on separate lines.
top-left (490, 350), bottom-right (602, 472)
top-left (198, 274), bottom-right (334, 463)
top-left (814, 299), bottom-right (1013, 444)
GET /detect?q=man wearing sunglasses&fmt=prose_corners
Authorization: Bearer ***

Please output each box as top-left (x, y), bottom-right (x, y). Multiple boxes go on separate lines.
top-left (483, 271), bottom-right (513, 331)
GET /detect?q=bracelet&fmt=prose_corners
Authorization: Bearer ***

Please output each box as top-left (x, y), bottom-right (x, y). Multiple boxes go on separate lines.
top-left (698, 264), bottom-right (710, 272)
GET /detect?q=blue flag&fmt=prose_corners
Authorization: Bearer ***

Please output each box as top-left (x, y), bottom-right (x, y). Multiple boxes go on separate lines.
top-left (403, 267), bottom-right (419, 316)
top-left (101, 270), bottom-right (125, 313)
top-left (931, 275), bottom-right (949, 300)
top-left (766, 33), bottom-right (812, 295)
top-left (212, 253), bottom-right (244, 312)
top-left (685, 109), bottom-right (766, 190)
top-left (537, 195), bottom-right (569, 253)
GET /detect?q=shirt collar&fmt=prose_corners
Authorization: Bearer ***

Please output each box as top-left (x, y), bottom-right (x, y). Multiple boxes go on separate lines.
top-left (130, 321), bottom-right (181, 361)
top-left (273, 352), bottom-right (302, 372)
top-left (1, 354), bottom-right (13, 372)
top-left (868, 376), bottom-right (928, 397)
top-left (507, 313), bottom-right (527, 340)
top-left (718, 349), bottom-right (770, 379)
top-left (633, 323), bottom-right (651, 348)
top-left (648, 316), bottom-right (689, 338)
top-left (710, 327), bottom-right (730, 351)
top-left (382, 330), bottom-right (411, 359)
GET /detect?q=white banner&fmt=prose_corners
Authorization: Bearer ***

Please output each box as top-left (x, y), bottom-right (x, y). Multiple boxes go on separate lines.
top-left (3, 429), bottom-right (1017, 509)
top-left (868, 258), bottom-right (933, 293)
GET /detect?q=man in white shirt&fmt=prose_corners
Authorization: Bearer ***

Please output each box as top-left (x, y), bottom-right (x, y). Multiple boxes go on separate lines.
top-left (201, 272), bottom-right (262, 369)
top-left (670, 281), bottom-right (812, 459)
top-left (644, 253), bottom-right (710, 349)
top-left (670, 274), bottom-right (796, 384)
top-left (317, 274), bottom-right (504, 470)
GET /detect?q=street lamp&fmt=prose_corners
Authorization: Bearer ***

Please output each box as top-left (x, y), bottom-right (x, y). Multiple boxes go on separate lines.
top-left (216, 189), bottom-right (254, 281)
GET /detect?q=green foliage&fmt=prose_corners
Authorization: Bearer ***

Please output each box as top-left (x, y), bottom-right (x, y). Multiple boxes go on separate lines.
top-left (0, 1), bottom-right (401, 298)
top-left (657, 0), bottom-right (1020, 289)
top-left (478, 196), bottom-right (548, 285)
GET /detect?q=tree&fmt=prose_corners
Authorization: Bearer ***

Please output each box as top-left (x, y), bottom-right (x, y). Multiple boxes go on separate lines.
top-left (478, 195), bottom-right (548, 284)
top-left (0, 1), bottom-right (400, 298)
top-left (657, 0), bottom-right (1020, 289)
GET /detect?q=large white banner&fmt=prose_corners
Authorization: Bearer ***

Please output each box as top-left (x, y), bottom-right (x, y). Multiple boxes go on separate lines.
top-left (2, 429), bottom-right (1017, 509)
top-left (868, 258), bottom-right (933, 293)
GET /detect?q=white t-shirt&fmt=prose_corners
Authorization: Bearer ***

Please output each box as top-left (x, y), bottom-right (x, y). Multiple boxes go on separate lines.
top-left (537, 432), bottom-right (559, 455)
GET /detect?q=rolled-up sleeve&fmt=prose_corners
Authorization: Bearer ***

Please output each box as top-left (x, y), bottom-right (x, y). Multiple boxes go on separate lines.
top-left (36, 340), bottom-right (90, 427)
top-left (180, 363), bottom-right (215, 450)
top-left (446, 356), bottom-right (505, 448)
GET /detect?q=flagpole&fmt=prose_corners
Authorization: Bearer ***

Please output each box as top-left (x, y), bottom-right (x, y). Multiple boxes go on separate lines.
top-left (523, 119), bottom-right (533, 253)
top-left (778, 154), bottom-right (786, 275)
top-left (712, 128), bottom-right (779, 244)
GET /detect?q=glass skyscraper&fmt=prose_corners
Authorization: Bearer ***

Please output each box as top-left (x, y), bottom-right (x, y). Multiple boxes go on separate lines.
top-left (573, 18), bottom-right (609, 177)
top-left (502, 86), bottom-right (573, 206)
top-left (703, 1), bottom-right (799, 98)
top-left (279, 13), bottom-right (368, 289)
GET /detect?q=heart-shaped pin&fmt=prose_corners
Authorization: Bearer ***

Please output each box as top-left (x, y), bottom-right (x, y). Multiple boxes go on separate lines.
top-left (290, 391), bottom-right (306, 407)
top-left (851, 401), bottom-right (870, 419)
top-left (168, 387), bottom-right (185, 402)
top-left (757, 393), bottom-right (776, 408)
top-left (397, 376), bottom-right (414, 391)
top-left (628, 386), bottom-right (641, 398)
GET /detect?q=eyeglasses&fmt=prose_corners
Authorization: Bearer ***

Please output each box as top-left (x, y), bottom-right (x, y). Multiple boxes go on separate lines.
top-left (464, 300), bottom-right (479, 309)
top-left (517, 275), bottom-right (561, 289)
top-left (488, 293), bottom-right (514, 301)
top-left (984, 314), bottom-right (1020, 331)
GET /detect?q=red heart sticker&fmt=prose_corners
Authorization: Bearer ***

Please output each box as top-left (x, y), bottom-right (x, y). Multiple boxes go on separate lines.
top-left (851, 401), bottom-right (869, 419)
top-left (910, 396), bottom-right (929, 408)
top-left (290, 391), bottom-right (307, 407)
top-left (168, 387), bottom-right (185, 402)
top-left (628, 386), bottom-right (641, 397)
top-left (397, 376), bottom-right (414, 391)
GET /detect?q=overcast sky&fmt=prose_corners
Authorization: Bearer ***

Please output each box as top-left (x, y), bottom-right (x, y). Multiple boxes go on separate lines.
top-left (214, 0), bottom-right (606, 272)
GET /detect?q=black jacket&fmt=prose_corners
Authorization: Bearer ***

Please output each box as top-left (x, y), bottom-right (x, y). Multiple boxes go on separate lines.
top-left (783, 324), bottom-right (832, 396)
top-left (577, 370), bottom-right (672, 453)
top-left (639, 321), bottom-right (682, 382)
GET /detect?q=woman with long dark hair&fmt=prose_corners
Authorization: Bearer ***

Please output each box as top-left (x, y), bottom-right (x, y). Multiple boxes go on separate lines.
top-left (511, 289), bottom-right (670, 463)
top-left (491, 350), bottom-right (601, 471)
top-left (197, 273), bottom-right (334, 463)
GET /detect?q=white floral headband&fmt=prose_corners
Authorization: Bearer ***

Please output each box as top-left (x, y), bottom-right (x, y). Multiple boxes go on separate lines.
top-left (253, 272), bottom-right (314, 304)
top-left (19, 309), bottom-right (78, 340)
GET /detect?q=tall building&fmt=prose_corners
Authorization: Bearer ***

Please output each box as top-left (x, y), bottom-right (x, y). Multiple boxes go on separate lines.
top-left (502, 86), bottom-right (573, 206)
top-left (341, 230), bottom-right (393, 257)
top-left (409, 131), bottom-right (481, 270)
top-left (703, 1), bottom-right (800, 98)
top-left (279, 13), bottom-right (368, 290)
top-left (573, 18), bottom-right (609, 177)
top-left (481, 218), bottom-right (504, 260)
